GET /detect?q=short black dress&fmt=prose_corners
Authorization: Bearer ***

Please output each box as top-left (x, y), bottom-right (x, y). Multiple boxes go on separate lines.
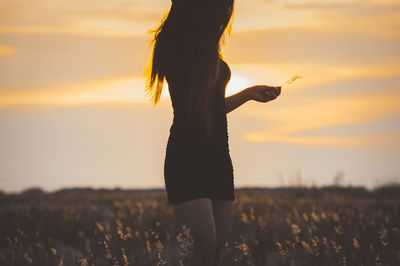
top-left (163, 59), bottom-right (235, 205)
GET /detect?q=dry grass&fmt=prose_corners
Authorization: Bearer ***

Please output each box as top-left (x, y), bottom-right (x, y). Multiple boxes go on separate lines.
top-left (280, 73), bottom-right (303, 87)
top-left (0, 186), bottom-right (399, 265)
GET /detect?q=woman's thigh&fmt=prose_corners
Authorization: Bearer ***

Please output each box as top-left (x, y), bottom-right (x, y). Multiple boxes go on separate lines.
top-left (172, 198), bottom-right (217, 250)
top-left (211, 199), bottom-right (233, 246)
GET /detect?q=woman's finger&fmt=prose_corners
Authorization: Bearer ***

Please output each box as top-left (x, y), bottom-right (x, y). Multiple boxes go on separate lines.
top-left (273, 86), bottom-right (281, 96)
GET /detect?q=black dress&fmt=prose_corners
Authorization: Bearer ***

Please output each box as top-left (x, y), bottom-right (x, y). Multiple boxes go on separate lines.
top-left (163, 59), bottom-right (235, 205)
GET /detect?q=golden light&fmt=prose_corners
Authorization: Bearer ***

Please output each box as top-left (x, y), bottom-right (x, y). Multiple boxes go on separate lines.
top-left (226, 73), bottom-right (251, 96)
top-left (0, 45), bottom-right (16, 56)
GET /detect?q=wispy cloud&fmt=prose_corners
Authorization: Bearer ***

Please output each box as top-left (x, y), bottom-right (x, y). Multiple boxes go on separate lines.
top-left (241, 88), bottom-right (400, 147)
top-left (283, 1), bottom-right (400, 15)
top-left (0, 33), bottom-right (150, 92)
top-left (0, 0), bottom-right (168, 36)
top-left (0, 44), bottom-right (15, 56)
top-left (243, 130), bottom-right (399, 148)
top-left (0, 76), bottom-right (150, 108)
top-left (224, 26), bottom-right (400, 64)
top-left (281, 0), bottom-right (400, 37)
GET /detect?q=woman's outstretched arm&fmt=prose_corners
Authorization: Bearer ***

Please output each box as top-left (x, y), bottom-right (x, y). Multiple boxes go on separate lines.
top-left (225, 85), bottom-right (281, 114)
top-left (225, 89), bottom-right (251, 114)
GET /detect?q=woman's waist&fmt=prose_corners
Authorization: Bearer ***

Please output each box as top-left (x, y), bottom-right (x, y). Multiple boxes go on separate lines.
top-left (169, 123), bottom-right (227, 143)
top-left (166, 134), bottom-right (229, 159)
top-left (168, 127), bottom-right (228, 153)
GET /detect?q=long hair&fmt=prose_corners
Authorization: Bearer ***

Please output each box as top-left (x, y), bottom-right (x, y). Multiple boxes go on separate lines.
top-left (145, 0), bottom-right (235, 138)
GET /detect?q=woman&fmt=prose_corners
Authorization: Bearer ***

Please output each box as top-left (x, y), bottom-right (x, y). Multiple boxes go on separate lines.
top-left (145, 0), bottom-right (281, 265)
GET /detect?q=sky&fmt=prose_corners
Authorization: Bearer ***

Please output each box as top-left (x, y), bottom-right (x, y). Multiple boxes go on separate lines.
top-left (0, 0), bottom-right (399, 193)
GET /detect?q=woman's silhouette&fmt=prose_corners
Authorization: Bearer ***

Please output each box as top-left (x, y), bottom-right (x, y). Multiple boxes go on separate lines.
top-left (145, 0), bottom-right (281, 265)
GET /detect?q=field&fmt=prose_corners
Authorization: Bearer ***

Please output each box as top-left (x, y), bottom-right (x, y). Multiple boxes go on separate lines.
top-left (0, 186), bottom-right (399, 266)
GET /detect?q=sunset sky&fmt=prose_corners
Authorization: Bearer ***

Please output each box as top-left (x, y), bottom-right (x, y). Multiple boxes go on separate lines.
top-left (1, 0), bottom-right (399, 193)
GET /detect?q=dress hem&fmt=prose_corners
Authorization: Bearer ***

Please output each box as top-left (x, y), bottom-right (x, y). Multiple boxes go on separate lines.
top-left (167, 194), bottom-right (235, 205)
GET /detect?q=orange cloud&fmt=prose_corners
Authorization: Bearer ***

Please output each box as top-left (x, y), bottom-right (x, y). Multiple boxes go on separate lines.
top-left (224, 26), bottom-right (400, 65)
top-left (282, 0), bottom-right (400, 37)
top-left (0, 76), bottom-right (149, 109)
top-left (242, 87), bottom-right (400, 129)
top-left (0, 0), bottom-right (165, 36)
top-left (0, 45), bottom-right (16, 56)
top-left (243, 130), bottom-right (399, 148)
top-left (240, 88), bottom-right (400, 147)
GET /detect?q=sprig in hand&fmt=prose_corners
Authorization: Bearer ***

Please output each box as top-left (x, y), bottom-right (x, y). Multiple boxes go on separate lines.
top-left (281, 72), bottom-right (303, 87)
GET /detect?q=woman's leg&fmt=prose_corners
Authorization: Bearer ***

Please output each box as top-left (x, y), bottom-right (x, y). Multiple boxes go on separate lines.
top-left (211, 199), bottom-right (234, 266)
top-left (172, 198), bottom-right (217, 266)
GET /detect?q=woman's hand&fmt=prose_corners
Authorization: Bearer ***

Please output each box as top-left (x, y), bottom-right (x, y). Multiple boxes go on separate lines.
top-left (245, 85), bottom-right (281, 103)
